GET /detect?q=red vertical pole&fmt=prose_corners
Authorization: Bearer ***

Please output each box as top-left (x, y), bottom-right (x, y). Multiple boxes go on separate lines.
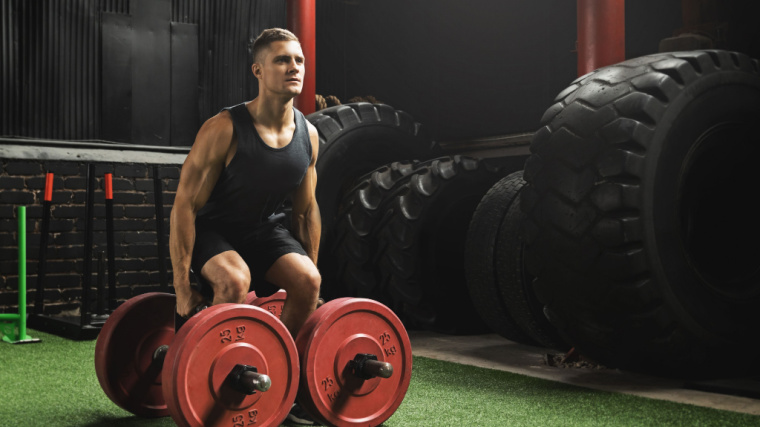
top-left (287, 0), bottom-right (316, 115)
top-left (577, 0), bottom-right (625, 76)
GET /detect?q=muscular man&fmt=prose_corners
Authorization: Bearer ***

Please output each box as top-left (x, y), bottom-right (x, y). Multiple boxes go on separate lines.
top-left (169, 28), bottom-right (321, 344)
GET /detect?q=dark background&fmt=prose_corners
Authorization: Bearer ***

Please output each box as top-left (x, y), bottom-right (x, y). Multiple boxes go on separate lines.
top-left (1, 0), bottom-right (758, 315)
top-left (1, 0), bottom-right (687, 145)
top-left (315, 0), bottom-right (681, 141)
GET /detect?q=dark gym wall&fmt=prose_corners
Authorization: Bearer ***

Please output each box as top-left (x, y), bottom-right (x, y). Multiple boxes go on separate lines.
top-left (1, 1), bottom-right (102, 141)
top-left (0, 158), bottom-right (182, 315)
top-left (315, 0), bottom-right (682, 141)
top-left (0, 0), bottom-right (285, 146)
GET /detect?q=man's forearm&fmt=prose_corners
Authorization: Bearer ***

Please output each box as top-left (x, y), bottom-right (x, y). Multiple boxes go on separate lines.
top-left (169, 206), bottom-right (196, 294)
top-left (294, 202), bottom-right (321, 265)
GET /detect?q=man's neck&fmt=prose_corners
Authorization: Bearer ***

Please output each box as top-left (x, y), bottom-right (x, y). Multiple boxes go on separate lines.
top-left (249, 94), bottom-right (295, 130)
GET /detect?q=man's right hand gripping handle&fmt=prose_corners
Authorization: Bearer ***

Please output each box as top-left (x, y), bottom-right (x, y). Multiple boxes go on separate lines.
top-left (175, 284), bottom-right (209, 331)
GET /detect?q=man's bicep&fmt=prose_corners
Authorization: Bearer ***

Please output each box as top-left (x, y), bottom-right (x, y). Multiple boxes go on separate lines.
top-left (291, 124), bottom-right (320, 216)
top-left (291, 167), bottom-right (316, 215)
top-left (176, 155), bottom-right (211, 212)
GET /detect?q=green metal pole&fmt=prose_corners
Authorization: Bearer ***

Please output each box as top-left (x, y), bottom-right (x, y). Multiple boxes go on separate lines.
top-left (18, 206), bottom-right (29, 341)
top-left (2, 206), bottom-right (38, 344)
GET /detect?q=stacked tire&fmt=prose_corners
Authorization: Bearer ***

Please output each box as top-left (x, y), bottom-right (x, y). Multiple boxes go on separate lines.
top-left (375, 156), bottom-right (508, 334)
top-left (520, 50), bottom-right (760, 377)
top-left (464, 171), bottom-right (567, 349)
top-left (326, 154), bottom-right (514, 334)
top-left (308, 103), bottom-right (512, 334)
top-left (305, 102), bottom-right (441, 299)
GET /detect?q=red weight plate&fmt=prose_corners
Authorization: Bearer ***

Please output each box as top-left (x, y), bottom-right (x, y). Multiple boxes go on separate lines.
top-left (250, 290), bottom-right (287, 319)
top-left (94, 292), bottom-right (175, 417)
top-left (244, 291), bottom-right (258, 305)
top-left (163, 304), bottom-right (299, 427)
top-left (295, 298), bottom-right (413, 427)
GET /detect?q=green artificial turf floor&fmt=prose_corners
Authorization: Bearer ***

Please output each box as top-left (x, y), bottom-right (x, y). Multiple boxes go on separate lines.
top-left (1, 329), bottom-right (759, 427)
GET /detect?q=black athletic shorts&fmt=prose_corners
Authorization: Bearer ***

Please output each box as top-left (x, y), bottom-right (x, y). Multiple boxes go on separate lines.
top-left (190, 218), bottom-right (307, 299)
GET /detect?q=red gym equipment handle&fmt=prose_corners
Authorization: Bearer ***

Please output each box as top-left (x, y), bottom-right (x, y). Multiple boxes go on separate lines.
top-left (44, 173), bottom-right (54, 202)
top-left (105, 173), bottom-right (113, 200)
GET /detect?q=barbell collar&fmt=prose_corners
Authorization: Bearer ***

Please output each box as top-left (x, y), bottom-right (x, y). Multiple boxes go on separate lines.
top-left (351, 353), bottom-right (394, 379)
top-left (241, 370), bottom-right (272, 393)
top-left (363, 359), bottom-right (394, 379)
top-left (228, 364), bottom-right (271, 394)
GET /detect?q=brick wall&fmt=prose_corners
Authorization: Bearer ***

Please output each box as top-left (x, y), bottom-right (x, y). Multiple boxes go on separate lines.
top-left (0, 159), bottom-right (180, 315)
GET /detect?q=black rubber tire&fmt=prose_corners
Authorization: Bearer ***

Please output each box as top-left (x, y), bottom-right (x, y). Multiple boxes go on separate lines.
top-left (306, 103), bottom-right (441, 298)
top-left (330, 160), bottom-right (421, 300)
top-left (464, 171), bottom-right (535, 344)
top-left (521, 50), bottom-right (760, 376)
top-left (306, 102), bottom-right (440, 237)
top-left (494, 172), bottom-right (568, 350)
top-left (377, 155), bottom-right (506, 334)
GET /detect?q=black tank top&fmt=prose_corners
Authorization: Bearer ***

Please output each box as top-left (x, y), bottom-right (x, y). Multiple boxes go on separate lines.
top-left (196, 103), bottom-right (312, 229)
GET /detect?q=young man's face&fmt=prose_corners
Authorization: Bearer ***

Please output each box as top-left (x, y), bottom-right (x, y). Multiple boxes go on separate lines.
top-left (254, 40), bottom-right (304, 97)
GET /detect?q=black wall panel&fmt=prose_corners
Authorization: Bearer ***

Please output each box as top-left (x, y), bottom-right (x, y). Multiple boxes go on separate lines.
top-left (131, 0), bottom-right (172, 145)
top-left (101, 12), bottom-right (132, 143)
top-left (1, 1), bottom-right (17, 136)
top-left (1, 0), bottom-right (100, 140)
top-left (171, 22), bottom-right (200, 146)
top-left (1, 0), bottom-right (285, 146)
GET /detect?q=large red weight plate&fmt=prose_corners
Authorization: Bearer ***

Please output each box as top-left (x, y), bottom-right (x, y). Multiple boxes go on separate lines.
top-left (94, 292), bottom-right (175, 417)
top-left (163, 304), bottom-right (299, 427)
top-left (250, 290), bottom-right (287, 319)
top-left (295, 298), bottom-right (413, 427)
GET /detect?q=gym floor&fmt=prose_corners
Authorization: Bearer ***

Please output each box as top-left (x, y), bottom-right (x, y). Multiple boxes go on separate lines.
top-left (409, 331), bottom-right (760, 416)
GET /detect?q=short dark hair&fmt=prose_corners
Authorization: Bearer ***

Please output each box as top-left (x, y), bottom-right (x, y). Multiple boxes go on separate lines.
top-left (252, 28), bottom-right (299, 64)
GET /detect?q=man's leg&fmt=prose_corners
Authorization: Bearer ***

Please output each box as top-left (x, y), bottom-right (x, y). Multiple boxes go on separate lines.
top-left (265, 253), bottom-right (321, 338)
top-left (200, 250), bottom-right (252, 305)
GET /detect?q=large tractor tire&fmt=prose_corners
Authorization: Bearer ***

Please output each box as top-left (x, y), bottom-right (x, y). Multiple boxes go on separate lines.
top-left (306, 103), bottom-right (441, 297)
top-left (378, 155), bottom-right (506, 334)
top-left (522, 50), bottom-right (760, 376)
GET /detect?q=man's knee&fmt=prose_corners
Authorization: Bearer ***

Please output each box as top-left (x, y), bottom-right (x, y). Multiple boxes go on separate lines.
top-left (213, 268), bottom-right (251, 302)
top-left (290, 263), bottom-right (321, 299)
top-left (302, 267), bottom-right (321, 295)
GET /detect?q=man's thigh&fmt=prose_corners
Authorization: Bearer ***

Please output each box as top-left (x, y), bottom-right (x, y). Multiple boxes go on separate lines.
top-left (193, 221), bottom-right (309, 296)
top-left (199, 250), bottom-right (250, 292)
top-left (264, 253), bottom-right (320, 293)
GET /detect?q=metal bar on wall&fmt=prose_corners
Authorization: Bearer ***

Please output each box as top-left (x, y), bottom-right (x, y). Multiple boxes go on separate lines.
top-left (80, 163), bottom-right (96, 326)
top-left (153, 166), bottom-right (169, 291)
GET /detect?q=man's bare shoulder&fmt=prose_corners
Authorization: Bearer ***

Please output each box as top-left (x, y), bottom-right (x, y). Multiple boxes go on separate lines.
top-left (306, 120), bottom-right (320, 160)
top-left (186, 111), bottom-right (235, 166)
top-left (306, 120), bottom-right (318, 139)
top-left (191, 111), bottom-right (233, 150)
top-left (197, 110), bottom-right (234, 143)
